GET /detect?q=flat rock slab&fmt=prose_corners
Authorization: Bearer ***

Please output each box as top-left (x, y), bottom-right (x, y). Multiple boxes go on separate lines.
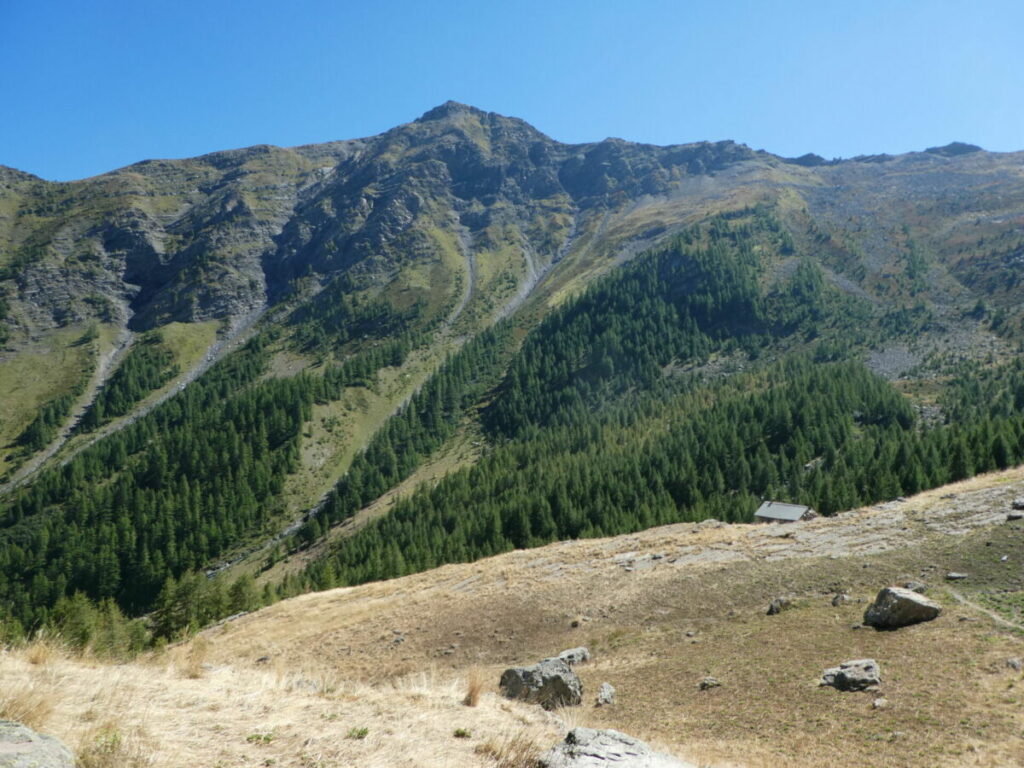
top-left (540, 727), bottom-right (696, 768)
top-left (0, 721), bottom-right (74, 768)
top-left (863, 586), bottom-right (942, 629)
top-left (820, 658), bottom-right (881, 691)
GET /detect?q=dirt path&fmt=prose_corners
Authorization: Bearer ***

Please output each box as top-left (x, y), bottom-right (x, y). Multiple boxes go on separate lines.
top-left (946, 587), bottom-right (1024, 631)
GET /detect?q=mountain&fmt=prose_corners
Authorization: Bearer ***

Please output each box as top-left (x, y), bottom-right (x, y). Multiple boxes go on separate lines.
top-left (1, 103), bottom-right (1024, 639)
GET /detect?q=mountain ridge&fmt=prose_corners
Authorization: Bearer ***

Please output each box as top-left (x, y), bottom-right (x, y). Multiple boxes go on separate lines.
top-left (2, 102), bottom-right (1024, 659)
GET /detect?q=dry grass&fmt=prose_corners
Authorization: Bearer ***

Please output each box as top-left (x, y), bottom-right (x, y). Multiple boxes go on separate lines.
top-left (474, 730), bottom-right (543, 768)
top-left (0, 679), bottom-right (55, 730)
top-left (178, 635), bottom-right (209, 679)
top-left (24, 632), bottom-right (65, 666)
top-left (77, 723), bottom-right (154, 768)
top-left (199, 466), bottom-right (1024, 768)
top-left (0, 643), bottom-right (561, 768)
top-left (464, 667), bottom-right (485, 707)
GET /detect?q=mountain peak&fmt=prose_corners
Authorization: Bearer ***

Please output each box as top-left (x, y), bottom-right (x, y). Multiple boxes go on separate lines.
top-left (924, 141), bottom-right (983, 157)
top-left (416, 101), bottom-right (484, 123)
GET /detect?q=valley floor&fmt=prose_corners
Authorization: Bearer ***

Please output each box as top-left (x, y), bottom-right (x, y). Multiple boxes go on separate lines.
top-left (4, 469), bottom-right (1024, 767)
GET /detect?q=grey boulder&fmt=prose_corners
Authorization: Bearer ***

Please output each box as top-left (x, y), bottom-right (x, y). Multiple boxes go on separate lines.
top-left (539, 727), bottom-right (696, 768)
top-left (558, 646), bottom-right (591, 666)
top-left (820, 658), bottom-right (881, 691)
top-left (499, 658), bottom-right (582, 710)
top-left (863, 586), bottom-right (942, 629)
top-left (0, 721), bottom-right (74, 768)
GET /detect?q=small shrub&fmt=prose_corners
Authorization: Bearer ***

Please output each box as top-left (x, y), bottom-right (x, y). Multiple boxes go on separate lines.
top-left (346, 726), bottom-right (369, 740)
top-left (454, 728), bottom-right (472, 739)
top-left (246, 732), bottom-right (274, 745)
top-left (77, 725), bottom-right (153, 768)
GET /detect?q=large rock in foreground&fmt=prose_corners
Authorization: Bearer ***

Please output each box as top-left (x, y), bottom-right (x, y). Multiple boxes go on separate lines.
top-left (820, 659), bottom-right (881, 691)
top-left (499, 658), bottom-right (582, 710)
top-left (0, 721), bottom-right (75, 768)
top-left (540, 727), bottom-right (696, 768)
top-left (863, 586), bottom-right (942, 629)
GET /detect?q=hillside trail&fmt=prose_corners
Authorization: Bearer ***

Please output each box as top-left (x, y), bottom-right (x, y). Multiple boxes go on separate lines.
top-left (945, 587), bottom-right (1023, 631)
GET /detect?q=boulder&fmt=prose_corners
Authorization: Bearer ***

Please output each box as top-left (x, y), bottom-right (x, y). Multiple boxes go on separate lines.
top-left (0, 720), bottom-right (75, 768)
top-left (539, 727), bottom-right (696, 768)
top-left (901, 581), bottom-right (928, 594)
top-left (945, 572), bottom-right (968, 581)
top-left (767, 596), bottom-right (794, 615)
top-left (1007, 512), bottom-right (1023, 521)
top-left (820, 659), bottom-right (881, 691)
top-left (831, 593), bottom-right (849, 607)
top-left (1011, 498), bottom-right (1024, 511)
top-left (863, 587), bottom-right (942, 629)
top-left (499, 658), bottom-right (582, 710)
top-left (558, 646), bottom-right (591, 666)
top-left (1006, 657), bottom-right (1022, 672)
top-left (595, 682), bottom-right (616, 707)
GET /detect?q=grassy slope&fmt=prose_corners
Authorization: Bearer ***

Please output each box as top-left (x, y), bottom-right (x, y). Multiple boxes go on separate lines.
top-left (4, 469), bottom-right (1021, 768)
top-left (0, 323), bottom-right (114, 478)
top-left (44, 320), bottom-right (220, 466)
top-left (199, 467), bottom-right (1024, 768)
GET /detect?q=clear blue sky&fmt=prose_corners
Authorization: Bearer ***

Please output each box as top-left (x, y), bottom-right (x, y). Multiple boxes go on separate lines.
top-left (2, 0), bottom-right (1022, 181)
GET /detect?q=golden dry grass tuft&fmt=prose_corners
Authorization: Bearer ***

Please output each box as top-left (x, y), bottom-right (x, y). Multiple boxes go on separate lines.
top-left (0, 680), bottom-right (55, 730)
top-left (178, 635), bottom-right (210, 679)
top-left (24, 631), bottom-right (65, 667)
top-left (474, 730), bottom-right (543, 768)
top-left (464, 667), bottom-right (485, 707)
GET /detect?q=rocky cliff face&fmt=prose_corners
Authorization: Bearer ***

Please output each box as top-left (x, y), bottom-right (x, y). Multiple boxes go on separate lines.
top-left (1, 102), bottom-right (1023, 348)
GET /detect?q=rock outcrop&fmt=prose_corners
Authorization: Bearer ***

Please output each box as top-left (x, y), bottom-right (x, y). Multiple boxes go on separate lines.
top-left (539, 727), bottom-right (695, 768)
top-left (863, 586), bottom-right (942, 629)
top-left (499, 658), bottom-right (582, 710)
top-left (820, 659), bottom-right (882, 691)
top-left (0, 720), bottom-right (75, 768)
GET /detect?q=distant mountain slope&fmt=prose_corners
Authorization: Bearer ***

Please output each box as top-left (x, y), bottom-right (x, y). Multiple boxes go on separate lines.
top-left (1, 103), bottom-right (1024, 639)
